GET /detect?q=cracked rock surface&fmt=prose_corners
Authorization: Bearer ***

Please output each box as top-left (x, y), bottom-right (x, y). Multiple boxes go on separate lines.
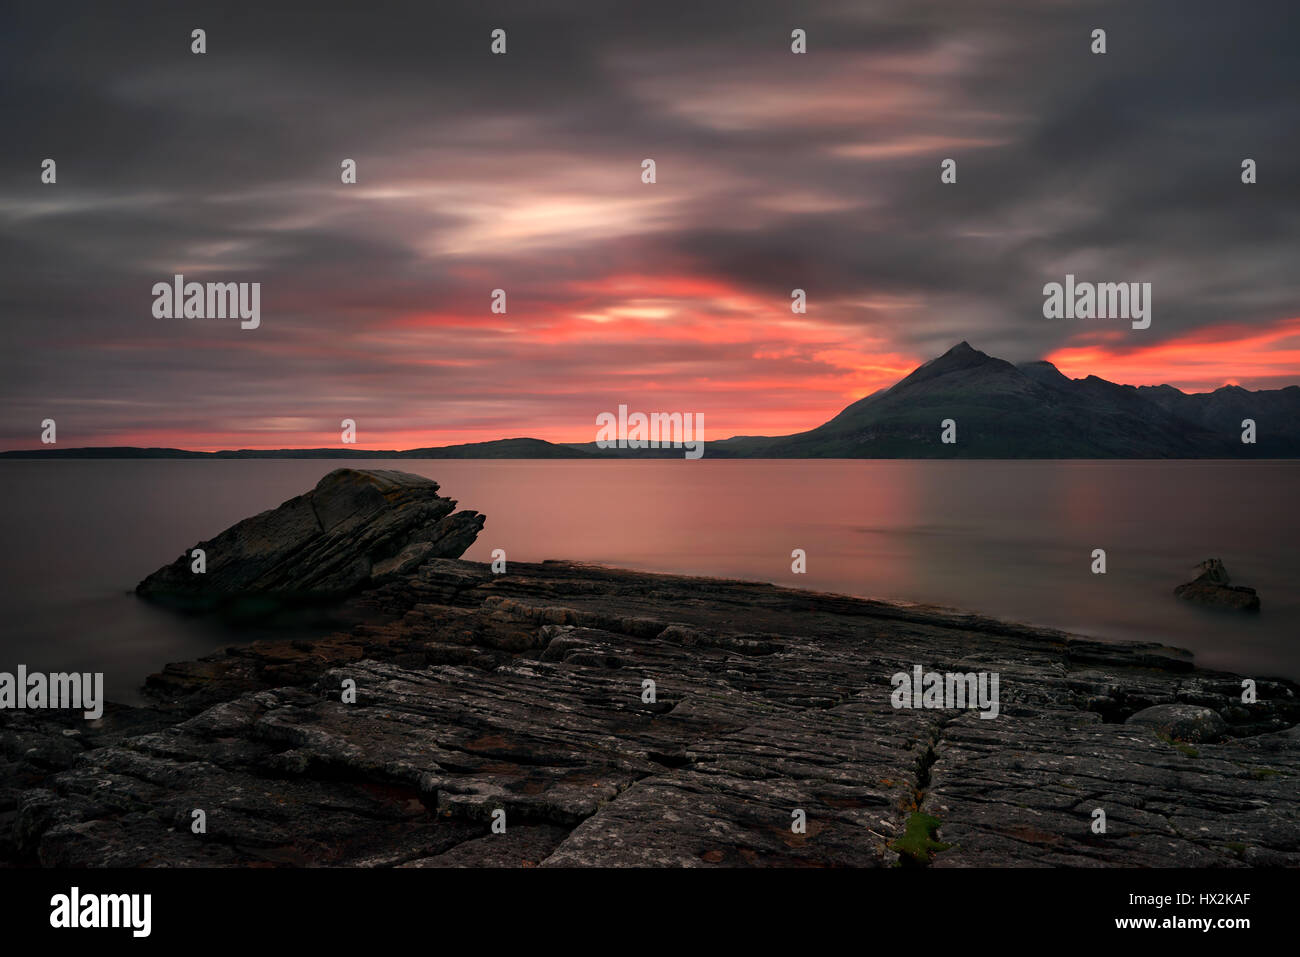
top-left (5, 558), bottom-right (1297, 867)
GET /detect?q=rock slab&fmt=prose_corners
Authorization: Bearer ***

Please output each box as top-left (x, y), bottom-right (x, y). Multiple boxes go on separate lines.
top-left (135, 468), bottom-right (484, 610)
top-left (4, 558), bottom-right (1295, 868)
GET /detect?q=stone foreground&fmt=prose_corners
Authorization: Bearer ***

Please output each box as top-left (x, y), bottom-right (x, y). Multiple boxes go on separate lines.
top-left (135, 468), bottom-right (484, 609)
top-left (4, 559), bottom-right (1298, 867)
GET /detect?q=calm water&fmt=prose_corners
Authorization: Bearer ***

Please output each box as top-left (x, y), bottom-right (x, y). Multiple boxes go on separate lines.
top-left (1, 459), bottom-right (1296, 701)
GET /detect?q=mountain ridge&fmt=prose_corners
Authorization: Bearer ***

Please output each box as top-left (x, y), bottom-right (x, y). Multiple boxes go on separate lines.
top-left (5, 343), bottom-right (1298, 458)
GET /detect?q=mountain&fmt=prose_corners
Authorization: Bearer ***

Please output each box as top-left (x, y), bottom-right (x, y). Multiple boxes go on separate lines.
top-left (1137, 382), bottom-right (1300, 445)
top-left (707, 341), bottom-right (1298, 458)
top-left (4, 343), bottom-right (1298, 458)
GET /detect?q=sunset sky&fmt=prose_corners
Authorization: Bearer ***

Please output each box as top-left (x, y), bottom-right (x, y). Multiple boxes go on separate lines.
top-left (2, 0), bottom-right (1297, 450)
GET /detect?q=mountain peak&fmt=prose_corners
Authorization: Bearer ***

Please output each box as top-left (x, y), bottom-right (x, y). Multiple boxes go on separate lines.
top-left (924, 340), bottom-right (991, 369)
top-left (879, 341), bottom-right (1025, 398)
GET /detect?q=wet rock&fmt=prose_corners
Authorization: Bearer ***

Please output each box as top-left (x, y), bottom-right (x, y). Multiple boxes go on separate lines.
top-left (135, 469), bottom-right (484, 611)
top-left (1175, 558), bottom-right (1260, 611)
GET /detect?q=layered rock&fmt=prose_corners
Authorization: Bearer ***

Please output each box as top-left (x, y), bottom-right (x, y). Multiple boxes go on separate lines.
top-left (3, 559), bottom-right (1296, 868)
top-left (135, 469), bottom-right (484, 610)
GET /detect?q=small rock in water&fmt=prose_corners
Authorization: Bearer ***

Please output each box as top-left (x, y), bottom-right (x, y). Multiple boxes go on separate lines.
top-left (1174, 558), bottom-right (1260, 612)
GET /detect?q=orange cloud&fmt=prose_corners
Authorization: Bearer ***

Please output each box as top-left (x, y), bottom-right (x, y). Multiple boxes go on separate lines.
top-left (1046, 317), bottom-right (1300, 392)
top-left (79, 268), bottom-right (920, 450)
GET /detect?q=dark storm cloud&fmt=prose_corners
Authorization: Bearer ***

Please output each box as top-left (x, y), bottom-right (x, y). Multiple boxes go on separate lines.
top-left (1, 0), bottom-right (1296, 447)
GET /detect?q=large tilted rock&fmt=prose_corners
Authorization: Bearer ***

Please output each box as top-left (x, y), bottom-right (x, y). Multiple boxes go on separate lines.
top-left (135, 469), bottom-right (484, 610)
top-left (1174, 558), bottom-right (1260, 611)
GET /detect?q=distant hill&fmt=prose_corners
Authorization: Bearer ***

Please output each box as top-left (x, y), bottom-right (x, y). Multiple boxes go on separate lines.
top-left (1, 437), bottom-right (596, 460)
top-left (5, 343), bottom-right (1298, 458)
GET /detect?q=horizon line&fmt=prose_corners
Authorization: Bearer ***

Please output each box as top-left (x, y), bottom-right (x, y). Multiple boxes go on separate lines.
top-left (5, 344), bottom-right (1299, 455)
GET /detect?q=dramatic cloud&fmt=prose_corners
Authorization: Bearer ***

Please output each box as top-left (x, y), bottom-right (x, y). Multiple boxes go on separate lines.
top-left (1, 0), bottom-right (1296, 449)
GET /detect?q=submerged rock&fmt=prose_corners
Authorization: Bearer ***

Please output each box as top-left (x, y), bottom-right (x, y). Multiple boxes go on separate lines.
top-left (1174, 558), bottom-right (1260, 612)
top-left (135, 469), bottom-right (484, 611)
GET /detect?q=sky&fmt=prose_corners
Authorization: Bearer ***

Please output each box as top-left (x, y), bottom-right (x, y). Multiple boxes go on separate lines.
top-left (2, 0), bottom-right (1298, 450)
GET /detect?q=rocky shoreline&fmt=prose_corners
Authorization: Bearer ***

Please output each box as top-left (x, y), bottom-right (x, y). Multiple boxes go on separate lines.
top-left (2, 470), bottom-right (1296, 867)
